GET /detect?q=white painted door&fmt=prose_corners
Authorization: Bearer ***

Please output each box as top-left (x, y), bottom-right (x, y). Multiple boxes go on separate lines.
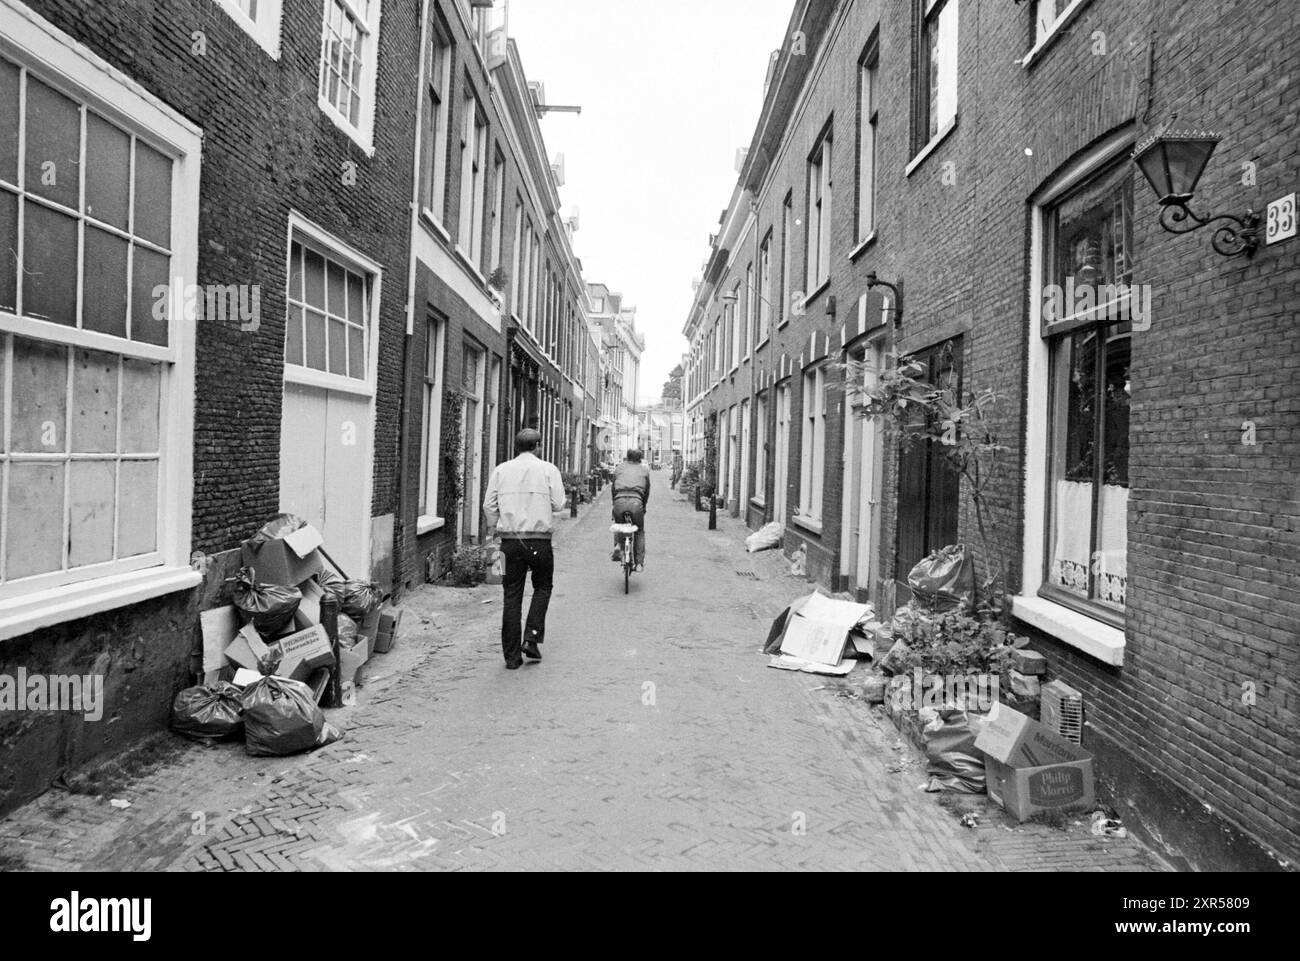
top-left (774, 384), bottom-right (790, 525)
top-left (280, 383), bottom-right (371, 579)
top-left (851, 342), bottom-right (884, 592)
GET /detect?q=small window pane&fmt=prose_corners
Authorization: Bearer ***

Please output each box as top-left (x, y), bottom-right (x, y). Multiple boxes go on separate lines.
top-left (85, 113), bottom-right (131, 229)
top-left (117, 459), bottom-right (157, 557)
top-left (303, 248), bottom-right (326, 310)
top-left (68, 459), bottom-right (116, 567)
top-left (304, 308), bottom-right (327, 370)
top-left (285, 304), bottom-right (305, 366)
top-left (133, 142), bottom-right (173, 247)
top-left (11, 336), bottom-right (67, 452)
top-left (6, 462), bottom-right (64, 579)
top-left (24, 77), bottom-right (80, 209)
top-left (0, 190), bottom-right (15, 312)
top-left (289, 243), bottom-right (303, 302)
top-left (71, 348), bottom-right (118, 453)
top-left (83, 226), bottom-right (129, 337)
top-left (328, 318), bottom-right (347, 374)
top-left (346, 273), bottom-right (364, 322)
top-left (130, 245), bottom-right (170, 346)
top-left (23, 200), bottom-right (78, 326)
top-left (0, 58), bottom-right (18, 183)
top-left (326, 260), bottom-right (346, 317)
top-left (120, 357), bottom-right (161, 452)
top-left (347, 324), bottom-right (364, 378)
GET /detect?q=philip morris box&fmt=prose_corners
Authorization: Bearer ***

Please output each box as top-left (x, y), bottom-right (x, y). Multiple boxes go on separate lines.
top-left (975, 702), bottom-right (1094, 820)
top-left (241, 523), bottom-right (325, 587)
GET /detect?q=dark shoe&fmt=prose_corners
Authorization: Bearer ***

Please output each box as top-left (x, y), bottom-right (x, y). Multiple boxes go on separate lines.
top-left (522, 641), bottom-right (542, 661)
top-left (505, 658), bottom-right (523, 670)
top-left (611, 549), bottom-right (622, 563)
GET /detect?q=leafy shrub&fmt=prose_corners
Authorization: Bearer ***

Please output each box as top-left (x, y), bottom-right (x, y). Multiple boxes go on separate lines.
top-left (891, 607), bottom-right (1027, 676)
top-left (446, 545), bottom-right (492, 587)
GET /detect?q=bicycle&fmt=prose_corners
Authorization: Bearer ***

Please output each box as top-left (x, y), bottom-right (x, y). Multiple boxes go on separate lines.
top-left (610, 511), bottom-right (639, 594)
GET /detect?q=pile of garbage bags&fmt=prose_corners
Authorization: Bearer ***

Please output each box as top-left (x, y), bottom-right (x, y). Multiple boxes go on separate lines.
top-left (171, 675), bottom-right (343, 757)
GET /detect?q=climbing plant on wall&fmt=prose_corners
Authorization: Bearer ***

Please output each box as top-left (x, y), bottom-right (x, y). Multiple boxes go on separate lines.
top-left (440, 389), bottom-right (466, 519)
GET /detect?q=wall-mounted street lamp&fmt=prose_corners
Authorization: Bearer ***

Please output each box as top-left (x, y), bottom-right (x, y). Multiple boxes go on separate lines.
top-left (865, 272), bottom-right (903, 329)
top-left (1131, 128), bottom-right (1260, 258)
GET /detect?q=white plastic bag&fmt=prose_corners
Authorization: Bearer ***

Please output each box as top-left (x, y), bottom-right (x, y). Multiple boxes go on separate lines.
top-left (745, 521), bottom-right (783, 553)
top-left (789, 543), bottom-right (807, 577)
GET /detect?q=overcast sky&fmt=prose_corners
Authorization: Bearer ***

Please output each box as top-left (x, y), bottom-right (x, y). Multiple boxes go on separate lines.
top-left (506, 0), bottom-right (794, 403)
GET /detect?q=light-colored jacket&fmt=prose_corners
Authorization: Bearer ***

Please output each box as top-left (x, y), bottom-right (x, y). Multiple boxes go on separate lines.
top-left (483, 452), bottom-right (567, 538)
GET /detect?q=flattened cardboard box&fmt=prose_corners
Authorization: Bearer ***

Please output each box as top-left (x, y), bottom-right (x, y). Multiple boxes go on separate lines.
top-left (240, 523), bottom-right (325, 587)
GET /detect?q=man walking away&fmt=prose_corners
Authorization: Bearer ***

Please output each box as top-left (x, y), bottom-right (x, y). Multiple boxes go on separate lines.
top-left (483, 429), bottom-right (567, 669)
top-left (610, 448), bottom-right (651, 570)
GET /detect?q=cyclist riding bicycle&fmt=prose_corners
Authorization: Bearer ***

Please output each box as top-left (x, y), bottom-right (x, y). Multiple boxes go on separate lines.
top-left (610, 448), bottom-right (650, 571)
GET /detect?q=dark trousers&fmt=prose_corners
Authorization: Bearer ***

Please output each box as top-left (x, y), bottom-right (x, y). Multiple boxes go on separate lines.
top-left (500, 538), bottom-right (554, 663)
top-left (611, 496), bottom-right (646, 565)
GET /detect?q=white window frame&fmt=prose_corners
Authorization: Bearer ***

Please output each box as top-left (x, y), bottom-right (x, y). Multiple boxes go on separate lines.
top-left (744, 263), bottom-right (754, 361)
top-left (729, 281), bottom-right (742, 371)
top-left (0, 1), bottom-right (202, 639)
top-left (757, 231), bottom-right (772, 344)
top-left (489, 148), bottom-right (505, 274)
top-left (421, 15), bottom-right (452, 227)
top-left (457, 92), bottom-right (487, 267)
top-left (857, 40), bottom-right (878, 244)
top-left (283, 213), bottom-right (382, 398)
top-left (780, 193), bottom-right (793, 327)
top-left (1016, 128), bottom-right (1131, 666)
top-left (418, 314), bottom-right (446, 533)
top-left (917, 0), bottom-right (959, 152)
top-left (317, 0), bottom-right (382, 155)
top-left (806, 133), bottom-right (832, 294)
top-left (214, 0), bottom-right (283, 59)
top-left (753, 392), bottom-right (768, 504)
top-left (797, 365), bottom-right (826, 528)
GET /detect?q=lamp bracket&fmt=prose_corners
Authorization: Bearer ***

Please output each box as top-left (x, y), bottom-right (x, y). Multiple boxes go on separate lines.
top-left (1157, 201), bottom-right (1261, 258)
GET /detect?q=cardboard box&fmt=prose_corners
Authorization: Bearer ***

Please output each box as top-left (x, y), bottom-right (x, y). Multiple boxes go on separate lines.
top-left (224, 623), bottom-right (275, 673)
top-left (976, 702), bottom-right (1094, 820)
top-left (983, 756), bottom-right (1095, 821)
top-left (271, 625), bottom-right (335, 682)
top-left (240, 523), bottom-right (325, 587)
top-left (356, 606), bottom-right (381, 648)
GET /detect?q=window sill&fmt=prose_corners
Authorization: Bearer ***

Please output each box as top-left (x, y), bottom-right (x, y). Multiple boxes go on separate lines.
top-left (420, 209), bottom-right (452, 244)
top-left (803, 277), bottom-right (831, 309)
top-left (791, 514), bottom-right (823, 535)
top-left (755, 336), bottom-right (770, 353)
top-left (317, 96), bottom-right (375, 157)
top-left (905, 115), bottom-right (959, 178)
top-left (749, 497), bottom-right (766, 509)
top-left (417, 515), bottom-right (446, 536)
top-left (849, 232), bottom-right (877, 262)
top-left (214, 0), bottom-right (283, 59)
top-left (452, 245), bottom-right (490, 290)
top-left (1020, 0), bottom-right (1093, 70)
top-left (0, 566), bottom-right (203, 643)
top-left (1009, 594), bottom-right (1125, 666)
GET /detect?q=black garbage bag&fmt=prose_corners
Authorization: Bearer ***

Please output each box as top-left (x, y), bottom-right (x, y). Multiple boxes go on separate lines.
top-left (908, 544), bottom-right (974, 612)
top-left (241, 675), bottom-right (344, 757)
top-left (247, 513), bottom-right (307, 549)
top-left (171, 683), bottom-right (244, 742)
top-left (923, 709), bottom-right (986, 794)
top-left (324, 579), bottom-right (382, 621)
top-left (231, 567), bottom-right (302, 636)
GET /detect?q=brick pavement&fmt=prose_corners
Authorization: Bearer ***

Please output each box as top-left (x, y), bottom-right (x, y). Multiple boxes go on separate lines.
top-left (0, 473), bottom-right (1169, 871)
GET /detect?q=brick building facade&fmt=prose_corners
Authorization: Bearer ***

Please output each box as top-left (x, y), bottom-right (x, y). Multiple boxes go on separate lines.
top-left (0, 0), bottom-right (610, 815)
top-left (684, 0), bottom-right (1299, 869)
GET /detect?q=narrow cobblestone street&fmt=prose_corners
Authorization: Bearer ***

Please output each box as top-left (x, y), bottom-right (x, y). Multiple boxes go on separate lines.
top-left (0, 473), bottom-right (1166, 872)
